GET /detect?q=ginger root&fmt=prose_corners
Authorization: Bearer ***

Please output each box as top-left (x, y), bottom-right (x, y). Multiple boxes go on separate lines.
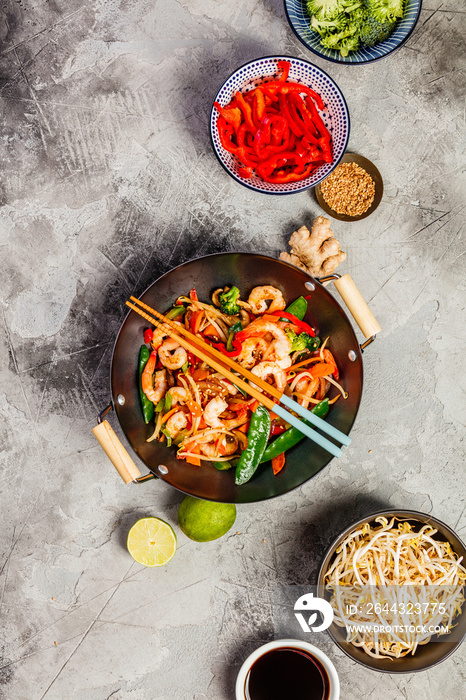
top-left (280, 216), bottom-right (346, 277)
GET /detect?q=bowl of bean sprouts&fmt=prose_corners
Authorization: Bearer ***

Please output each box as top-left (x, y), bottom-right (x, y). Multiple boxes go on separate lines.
top-left (317, 509), bottom-right (466, 672)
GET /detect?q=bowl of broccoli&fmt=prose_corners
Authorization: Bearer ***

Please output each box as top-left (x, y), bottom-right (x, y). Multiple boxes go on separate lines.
top-left (284, 0), bottom-right (422, 64)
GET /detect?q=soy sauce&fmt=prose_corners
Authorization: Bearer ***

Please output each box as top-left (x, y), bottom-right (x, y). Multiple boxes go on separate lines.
top-left (245, 647), bottom-right (330, 700)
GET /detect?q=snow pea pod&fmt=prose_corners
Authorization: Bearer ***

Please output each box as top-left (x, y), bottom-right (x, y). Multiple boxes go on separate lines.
top-left (235, 405), bottom-right (271, 485)
top-left (284, 295), bottom-right (308, 321)
top-left (138, 345), bottom-right (154, 424)
top-left (260, 399), bottom-right (329, 462)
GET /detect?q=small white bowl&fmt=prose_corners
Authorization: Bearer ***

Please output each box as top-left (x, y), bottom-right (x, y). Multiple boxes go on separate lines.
top-left (235, 639), bottom-right (340, 699)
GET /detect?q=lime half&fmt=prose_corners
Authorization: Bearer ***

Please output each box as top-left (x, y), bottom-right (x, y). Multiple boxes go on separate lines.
top-left (127, 517), bottom-right (177, 567)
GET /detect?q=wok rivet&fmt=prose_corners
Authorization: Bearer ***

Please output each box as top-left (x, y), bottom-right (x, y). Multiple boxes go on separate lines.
top-left (116, 394), bottom-right (125, 405)
top-left (305, 281), bottom-right (315, 291)
top-left (158, 465), bottom-right (168, 475)
top-left (348, 350), bottom-right (357, 362)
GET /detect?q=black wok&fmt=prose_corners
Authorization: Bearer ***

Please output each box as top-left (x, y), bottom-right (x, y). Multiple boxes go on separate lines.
top-left (97, 253), bottom-right (379, 503)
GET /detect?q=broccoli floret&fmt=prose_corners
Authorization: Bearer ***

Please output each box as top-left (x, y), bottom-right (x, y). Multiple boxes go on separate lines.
top-left (351, 6), bottom-right (369, 23)
top-left (311, 13), bottom-right (347, 36)
top-left (320, 25), bottom-right (358, 49)
top-left (365, 0), bottom-right (404, 23)
top-left (340, 0), bottom-right (364, 12)
top-left (307, 0), bottom-right (400, 55)
top-left (307, 0), bottom-right (343, 21)
top-left (219, 286), bottom-right (241, 315)
top-left (359, 16), bottom-right (395, 45)
top-left (285, 329), bottom-right (321, 353)
top-left (338, 34), bottom-right (361, 55)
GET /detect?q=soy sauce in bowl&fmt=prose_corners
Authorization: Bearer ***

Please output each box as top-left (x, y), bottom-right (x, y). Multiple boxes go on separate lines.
top-left (245, 647), bottom-right (330, 700)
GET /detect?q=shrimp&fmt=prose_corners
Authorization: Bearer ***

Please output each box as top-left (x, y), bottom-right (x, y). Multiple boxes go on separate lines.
top-left (158, 338), bottom-right (188, 370)
top-left (203, 396), bottom-right (228, 428)
top-left (276, 355), bottom-right (292, 369)
top-left (294, 376), bottom-right (320, 408)
top-left (237, 338), bottom-right (268, 369)
top-left (239, 319), bottom-right (292, 360)
top-left (151, 321), bottom-right (183, 351)
top-left (141, 356), bottom-right (167, 404)
top-left (250, 361), bottom-right (287, 393)
top-left (247, 285), bottom-right (286, 315)
top-left (201, 433), bottom-right (238, 458)
top-left (168, 386), bottom-right (189, 405)
top-left (165, 411), bottom-right (188, 439)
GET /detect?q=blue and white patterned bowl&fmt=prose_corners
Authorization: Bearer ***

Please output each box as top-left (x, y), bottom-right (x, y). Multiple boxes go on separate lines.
top-left (284, 0), bottom-right (422, 64)
top-left (209, 56), bottom-right (350, 195)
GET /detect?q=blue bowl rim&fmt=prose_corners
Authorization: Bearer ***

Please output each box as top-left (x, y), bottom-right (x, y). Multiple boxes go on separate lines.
top-left (209, 54), bottom-right (351, 195)
top-left (283, 0), bottom-right (423, 65)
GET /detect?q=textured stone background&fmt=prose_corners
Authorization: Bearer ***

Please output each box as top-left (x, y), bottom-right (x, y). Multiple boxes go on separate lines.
top-left (0, 0), bottom-right (465, 698)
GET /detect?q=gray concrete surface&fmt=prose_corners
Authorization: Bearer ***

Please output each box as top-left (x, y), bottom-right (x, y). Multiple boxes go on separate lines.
top-left (0, 0), bottom-right (465, 698)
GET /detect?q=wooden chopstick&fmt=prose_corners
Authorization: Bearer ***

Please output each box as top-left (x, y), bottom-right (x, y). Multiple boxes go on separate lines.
top-left (130, 296), bottom-right (350, 448)
top-left (126, 301), bottom-right (343, 458)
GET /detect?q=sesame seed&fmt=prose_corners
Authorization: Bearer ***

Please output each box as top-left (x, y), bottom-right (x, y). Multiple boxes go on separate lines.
top-left (321, 162), bottom-right (375, 216)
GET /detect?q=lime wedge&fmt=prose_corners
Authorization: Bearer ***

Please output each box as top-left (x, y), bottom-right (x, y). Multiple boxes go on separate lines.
top-left (127, 517), bottom-right (177, 567)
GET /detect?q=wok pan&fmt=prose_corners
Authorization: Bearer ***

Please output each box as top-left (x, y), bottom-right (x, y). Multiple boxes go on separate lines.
top-left (93, 253), bottom-right (380, 503)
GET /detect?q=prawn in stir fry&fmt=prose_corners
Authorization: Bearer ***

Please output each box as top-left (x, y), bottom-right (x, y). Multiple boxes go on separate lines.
top-left (138, 285), bottom-right (346, 480)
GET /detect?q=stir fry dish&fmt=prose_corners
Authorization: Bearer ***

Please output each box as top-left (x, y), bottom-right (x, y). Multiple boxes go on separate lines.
top-left (138, 285), bottom-right (346, 484)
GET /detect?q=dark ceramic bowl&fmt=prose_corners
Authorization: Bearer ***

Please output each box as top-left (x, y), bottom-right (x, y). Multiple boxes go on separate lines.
top-left (317, 509), bottom-right (466, 672)
top-left (284, 0), bottom-right (423, 65)
top-left (315, 153), bottom-right (383, 221)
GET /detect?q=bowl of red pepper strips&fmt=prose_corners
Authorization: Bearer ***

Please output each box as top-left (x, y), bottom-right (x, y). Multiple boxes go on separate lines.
top-left (210, 56), bottom-right (350, 194)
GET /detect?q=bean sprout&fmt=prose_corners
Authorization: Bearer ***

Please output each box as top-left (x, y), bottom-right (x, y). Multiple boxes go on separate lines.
top-left (324, 517), bottom-right (466, 658)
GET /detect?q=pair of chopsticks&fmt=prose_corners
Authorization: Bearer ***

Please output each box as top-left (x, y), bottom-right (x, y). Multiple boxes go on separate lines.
top-left (126, 296), bottom-right (350, 458)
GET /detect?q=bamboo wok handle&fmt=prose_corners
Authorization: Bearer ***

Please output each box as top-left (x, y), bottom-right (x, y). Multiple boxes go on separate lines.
top-left (333, 274), bottom-right (381, 339)
top-left (92, 420), bottom-right (141, 484)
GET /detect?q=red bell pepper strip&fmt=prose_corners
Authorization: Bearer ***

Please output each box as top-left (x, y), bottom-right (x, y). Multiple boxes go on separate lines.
top-left (259, 161), bottom-right (316, 184)
top-left (256, 151), bottom-right (304, 179)
top-left (288, 93), bottom-right (319, 144)
top-left (253, 88), bottom-right (266, 126)
top-left (259, 81), bottom-right (325, 111)
top-left (143, 328), bottom-right (153, 344)
top-left (271, 311), bottom-right (315, 335)
top-left (253, 120), bottom-right (272, 158)
top-left (190, 310), bottom-right (203, 334)
top-left (304, 96), bottom-right (330, 139)
top-left (217, 118), bottom-right (238, 153)
top-left (189, 288), bottom-right (198, 301)
top-left (270, 422), bottom-right (288, 437)
top-left (318, 136), bottom-right (333, 163)
top-left (209, 338), bottom-right (242, 357)
top-left (235, 91), bottom-right (256, 133)
top-left (213, 102), bottom-right (241, 132)
top-left (238, 166), bottom-right (253, 179)
top-left (269, 115), bottom-right (288, 145)
top-left (276, 60), bottom-right (290, 82)
top-left (236, 146), bottom-right (258, 169)
top-left (186, 351), bottom-right (199, 372)
top-left (278, 92), bottom-right (303, 137)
